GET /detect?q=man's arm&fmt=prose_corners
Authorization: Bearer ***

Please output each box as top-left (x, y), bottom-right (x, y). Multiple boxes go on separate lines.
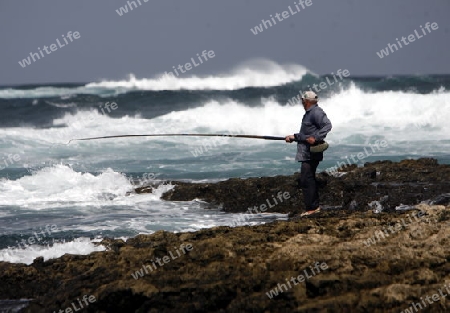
top-left (293, 133), bottom-right (307, 142)
top-left (312, 110), bottom-right (332, 142)
top-left (286, 134), bottom-right (314, 144)
top-left (285, 135), bottom-right (295, 143)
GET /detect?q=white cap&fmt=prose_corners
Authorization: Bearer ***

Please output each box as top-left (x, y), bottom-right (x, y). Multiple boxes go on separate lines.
top-left (301, 91), bottom-right (318, 102)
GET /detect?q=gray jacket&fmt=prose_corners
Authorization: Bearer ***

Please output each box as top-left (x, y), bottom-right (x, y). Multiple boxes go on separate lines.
top-left (293, 104), bottom-right (332, 162)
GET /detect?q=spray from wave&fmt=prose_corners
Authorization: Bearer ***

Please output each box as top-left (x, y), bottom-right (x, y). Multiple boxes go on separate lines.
top-left (86, 59), bottom-right (310, 91)
top-left (0, 165), bottom-right (133, 208)
top-left (0, 59), bottom-right (310, 99)
top-left (0, 238), bottom-right (106, 265)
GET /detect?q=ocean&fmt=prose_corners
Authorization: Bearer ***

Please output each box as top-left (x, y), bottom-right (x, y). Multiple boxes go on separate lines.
top-left (1, 60), bottom-right (449, 264)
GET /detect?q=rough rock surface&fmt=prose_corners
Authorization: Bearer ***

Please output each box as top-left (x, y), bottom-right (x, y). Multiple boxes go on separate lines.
top-left (0, 159), bottom-right (449, 313)
top-left (142, 158), bottom-right (450, 215)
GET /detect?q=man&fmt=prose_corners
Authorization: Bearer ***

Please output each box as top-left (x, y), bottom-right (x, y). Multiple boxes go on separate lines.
top-left (285, 91), bottom-right (332, 217)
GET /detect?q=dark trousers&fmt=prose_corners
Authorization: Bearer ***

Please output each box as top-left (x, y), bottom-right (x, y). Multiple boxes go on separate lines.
top-left (299, 160), bottom-right (320, 211)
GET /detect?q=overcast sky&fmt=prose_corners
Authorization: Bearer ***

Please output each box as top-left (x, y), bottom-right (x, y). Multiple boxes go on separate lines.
top-left (1, 0), bottom-right (449, 85)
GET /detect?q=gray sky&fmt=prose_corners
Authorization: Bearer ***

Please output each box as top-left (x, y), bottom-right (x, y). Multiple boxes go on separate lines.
top-left (1, 0), bottom-right (449, 85)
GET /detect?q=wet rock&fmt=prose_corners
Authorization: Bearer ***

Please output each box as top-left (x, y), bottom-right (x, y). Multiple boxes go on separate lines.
top-left (429, 193), bottom-right (450, 206)
top-left (155, 159), bottom-right (450, 214)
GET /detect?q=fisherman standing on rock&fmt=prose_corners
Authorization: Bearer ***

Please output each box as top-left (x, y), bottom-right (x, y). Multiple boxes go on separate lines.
top-left (285, 91), bottom-right (332, 217)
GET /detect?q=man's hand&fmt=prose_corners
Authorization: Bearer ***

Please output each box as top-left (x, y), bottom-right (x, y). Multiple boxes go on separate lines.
top-left (285, 135), bottom-right (295, 143)
top-left (306, 137), bottom-right (316, 145)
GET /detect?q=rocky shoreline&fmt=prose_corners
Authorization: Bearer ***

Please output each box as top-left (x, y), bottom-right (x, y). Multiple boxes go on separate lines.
top-left (139, 157), bottom-right (450, 215)
top-left (0, 159), bottom-right (449, 312)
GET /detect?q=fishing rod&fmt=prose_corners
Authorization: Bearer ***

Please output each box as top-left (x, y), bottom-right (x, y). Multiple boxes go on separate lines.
top-left (67, 134), bottom-right (291, 144)
top-left (66, 134), bottom-right (330, 152)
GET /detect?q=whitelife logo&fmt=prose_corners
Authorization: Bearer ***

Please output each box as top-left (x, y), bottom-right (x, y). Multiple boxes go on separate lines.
top-left (325, 140), bottom-right (389, 175)
top-left (286, 69), bottom-right (350, 106)
top-left (16, 224), bottom-right (59, 250)
top-left (266, 261), bottom-right (329, 299)
top-left (131, 243), bottom-right (193, 280)
top-left (115, 0), bottom-right (149, 16)
top-left (0, 153), bottom-right (21, 171)
top-left (376, 22), bottom-right (439, 59)
top-left (250, 0), bottom-right (313, 35)
top-left (18, 31), bottom-right (81, 68)
top-left (52, 294), bottom-right (96, 313)
top-left (230, 192), bottom-right (291, 227)
top-left (159, 50), bottom-right (216, 81)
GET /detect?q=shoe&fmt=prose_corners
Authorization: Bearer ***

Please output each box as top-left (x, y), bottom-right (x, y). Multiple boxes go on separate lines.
top-left (300, 207), bottom-right (321, 217)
